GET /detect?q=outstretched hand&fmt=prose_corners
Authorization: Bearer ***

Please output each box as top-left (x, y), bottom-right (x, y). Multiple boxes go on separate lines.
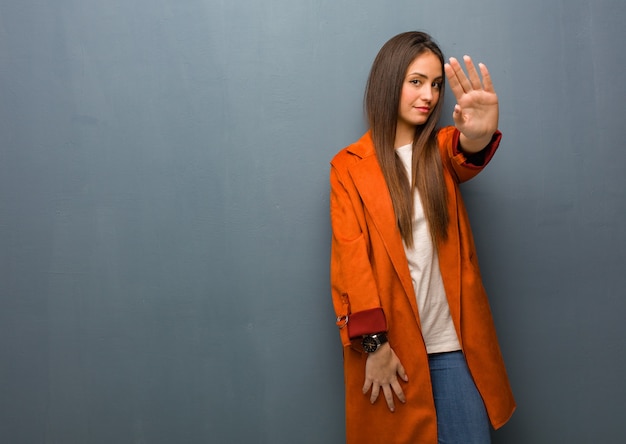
top-left (444, 55), bottom-right (499, 152)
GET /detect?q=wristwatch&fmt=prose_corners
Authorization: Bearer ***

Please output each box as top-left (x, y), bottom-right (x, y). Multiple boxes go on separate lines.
top-left (361, 333), bottom-right (388, 353)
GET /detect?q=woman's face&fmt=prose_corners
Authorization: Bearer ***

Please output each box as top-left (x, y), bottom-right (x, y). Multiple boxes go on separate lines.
top-left (396, 51), bottom-right (443, 139)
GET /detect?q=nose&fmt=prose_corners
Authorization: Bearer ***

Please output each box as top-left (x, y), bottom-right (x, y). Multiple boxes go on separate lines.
top-left (422, 85), bottom-right (433, 102)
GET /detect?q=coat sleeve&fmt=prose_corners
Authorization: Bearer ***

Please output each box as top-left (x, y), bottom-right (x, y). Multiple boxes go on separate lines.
top-left (438, 126), bottom-right (502, 183)
top-left (330, 160), bottom-right (387, 347)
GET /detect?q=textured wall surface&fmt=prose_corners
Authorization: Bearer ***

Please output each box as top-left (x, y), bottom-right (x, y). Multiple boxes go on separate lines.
top-left (1, 0), bottom-right (625, 442)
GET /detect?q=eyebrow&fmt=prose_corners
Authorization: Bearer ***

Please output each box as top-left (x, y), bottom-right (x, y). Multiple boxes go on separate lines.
top-left (408, 72), bottom-right (443, 80)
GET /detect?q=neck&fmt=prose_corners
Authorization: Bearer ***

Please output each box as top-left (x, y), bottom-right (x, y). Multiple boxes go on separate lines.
top-left (395, 122), bottom-right (415, 148)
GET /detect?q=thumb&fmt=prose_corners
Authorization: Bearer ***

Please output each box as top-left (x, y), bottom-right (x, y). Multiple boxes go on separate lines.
top-left (452, 104), bottom-right (463, 119)
top-left (452, 104), bottom-right (465, 129)
top-left (397, 363), bottom-right (409, 382)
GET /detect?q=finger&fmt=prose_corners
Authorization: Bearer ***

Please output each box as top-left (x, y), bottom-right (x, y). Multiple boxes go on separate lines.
top-left (463, 55), bottom-right (482, 90)
top-left (369, 384), bottom-right (381, 404)
top-left (362, 378), bottom-right (372, 395)
top-left (444, 61), bottom-right (465, 101)
top-left (452, 104), bottom-right (464, 127)
top-left (449, 56), bottom-right (472, 93)
top-left (397, 362), bottom-right (409, 382)
top-left (382, 385), bottom-right (396, 412)
top-left (479, 62), bottom-right (495, 93)
top-left (391, 380), bottom-right (406, 404)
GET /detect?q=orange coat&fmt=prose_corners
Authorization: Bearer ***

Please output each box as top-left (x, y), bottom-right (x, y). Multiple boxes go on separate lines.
top-left (330, 126), bottom-right (515, 444)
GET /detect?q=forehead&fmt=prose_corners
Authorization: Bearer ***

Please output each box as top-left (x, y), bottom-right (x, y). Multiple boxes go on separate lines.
top-left (405, 51), bottom-right (442, 77)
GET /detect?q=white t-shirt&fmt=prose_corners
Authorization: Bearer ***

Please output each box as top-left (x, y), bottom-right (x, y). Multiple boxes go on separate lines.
top-left (395, 144), bottom-right (461, 354)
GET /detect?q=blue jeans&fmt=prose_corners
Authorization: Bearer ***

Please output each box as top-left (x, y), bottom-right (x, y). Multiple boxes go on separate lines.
top-left (428, 351), bottom-right (491, 444)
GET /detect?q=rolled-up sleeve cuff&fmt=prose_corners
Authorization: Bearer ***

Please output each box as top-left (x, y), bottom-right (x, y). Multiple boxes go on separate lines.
top-left (452, 130), bottom-right (502, 168)
top-left (347, 307), bottom-right (387, 339)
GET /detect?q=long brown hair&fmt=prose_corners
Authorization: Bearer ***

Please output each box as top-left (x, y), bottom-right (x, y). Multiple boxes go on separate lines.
top-left (364, 31), bottom-right (449, 248)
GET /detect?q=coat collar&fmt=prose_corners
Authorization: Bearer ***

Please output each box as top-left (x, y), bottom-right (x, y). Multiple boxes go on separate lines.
top-left (346, 131), bottom-right (376, 159)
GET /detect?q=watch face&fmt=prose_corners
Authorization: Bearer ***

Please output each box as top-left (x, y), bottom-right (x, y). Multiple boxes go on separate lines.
top-left (362, 336), bottom-right (378, 353)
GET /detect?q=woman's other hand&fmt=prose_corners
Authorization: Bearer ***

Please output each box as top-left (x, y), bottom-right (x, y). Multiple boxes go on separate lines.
top-left (362, 343), bottom-right (408, 412)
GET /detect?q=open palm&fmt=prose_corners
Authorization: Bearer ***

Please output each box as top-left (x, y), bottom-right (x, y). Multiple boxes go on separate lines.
top-left (444, 56), bottom-right (499, 143)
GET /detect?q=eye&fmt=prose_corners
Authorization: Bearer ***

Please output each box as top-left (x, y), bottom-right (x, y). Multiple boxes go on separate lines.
top-left (432, 81), bottom-right (442, 89)
top-left (409, 79), bottom-right (421, 86)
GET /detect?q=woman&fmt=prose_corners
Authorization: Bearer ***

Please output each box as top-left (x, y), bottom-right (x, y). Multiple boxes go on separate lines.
top-left (330, 32), bottom-right (515, 443)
